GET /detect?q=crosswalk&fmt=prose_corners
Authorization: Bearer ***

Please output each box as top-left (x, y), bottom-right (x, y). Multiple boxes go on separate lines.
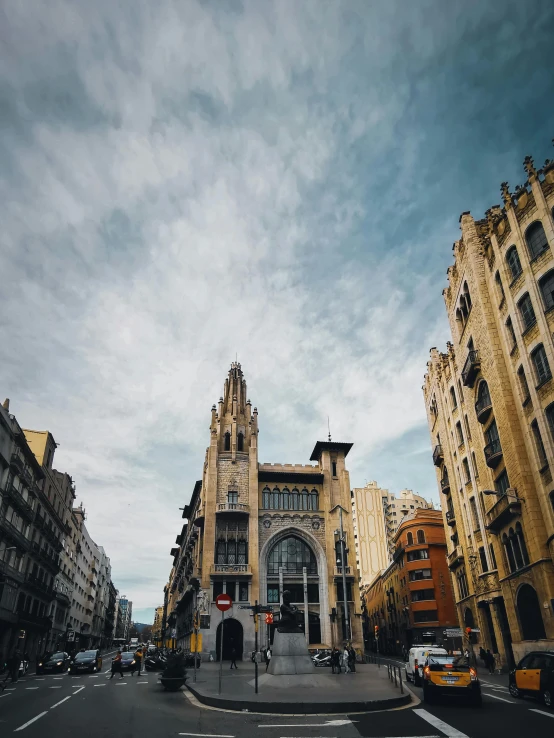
top-left (1, 671), bottom-right (156, 697)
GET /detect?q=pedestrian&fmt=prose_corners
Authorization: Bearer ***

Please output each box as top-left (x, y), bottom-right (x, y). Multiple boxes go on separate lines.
top-left (9, 649), bottom-right (21, 683)
top-left (485, 649), bottom-right (495, 674)
top-left (133, 647), bottom-right (143, 676)
top-left (479, 646), bottom-right (486, 664)
top-left (110, 651), bottom-right (124, 679)
top-left (348, 646), bottom-right (356, 673)
top-left (342, 647), bottom-right (350, 674)
top-left (330, 648), bottom-right (338, 674)
top-left (230, 646), bottom-right (238, 669)
top-left (265, 647), bottom-right (271, 672)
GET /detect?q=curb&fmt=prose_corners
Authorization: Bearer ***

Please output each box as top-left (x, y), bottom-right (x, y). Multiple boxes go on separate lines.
top-left (185, 683), bottom-right (411, 714)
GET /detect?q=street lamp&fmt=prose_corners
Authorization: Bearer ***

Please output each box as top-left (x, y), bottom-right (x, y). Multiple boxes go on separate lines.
top-left (481, 488), bottom-right (524, 501)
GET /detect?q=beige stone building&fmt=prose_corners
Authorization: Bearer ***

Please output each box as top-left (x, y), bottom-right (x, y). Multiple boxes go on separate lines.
top-left (352, 481), bottom-right (433, 586)
top-left (166, 363), bottom-right (362, 660)
top-left (423, 149), bottom-right (554, 667)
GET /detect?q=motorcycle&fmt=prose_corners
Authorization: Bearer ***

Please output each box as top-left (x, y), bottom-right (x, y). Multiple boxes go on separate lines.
top-left (19, 660), bottom-right (29, 677)
top-left (312, 652), bottom-right (331, 667)
top-left (145, 654), bottom-right (167, 672)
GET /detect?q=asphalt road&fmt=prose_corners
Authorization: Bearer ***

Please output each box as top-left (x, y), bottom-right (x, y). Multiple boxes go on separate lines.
top-left (1, 659), bottom-right (553, 738)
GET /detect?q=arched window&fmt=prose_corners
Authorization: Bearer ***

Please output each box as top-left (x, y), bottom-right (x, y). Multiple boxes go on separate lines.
top-left (539, 270), bottom-right (554, 311)
top-left (518, 293), bottom-right (536, 331)
top-left (475, 380), bottom-right (492, 421)
top-left (515, 522), bottom-right (529, 567)
top-left (531, 344), bottom-right (551, 385)
top-left (267, 536), bottom-right (317, 575)
top-left (406, 532), bottom-right (413, 546)
top-left (281, 487), bottom-right (290, 510)
top-left (291, 488), bottom-right (299, 510)
top-left (224, 432), bottom-right (231, 451)
top-left (309, 489), bottom-right (319, 511)
top-left (300, 488), bottom-right (309, 511)
top-left (417, 530), bottom-right (426, 544)
top-left (506, 246), bottom-right (522, 280)
top-left (525, 221), bottom-right (548, 260)
top-left (262, 487), bottom-right (270, 509)
top-left (237, 432), bottom-right (244, 452)
top-left (450, 387), bottom-right (457, 409)
top-left (517, 584), bottom-right (546, 640)
top-left (271, 487), bottom-right (281, 510)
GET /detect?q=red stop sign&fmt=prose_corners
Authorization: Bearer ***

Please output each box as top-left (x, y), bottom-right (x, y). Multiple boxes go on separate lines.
top-left (215, 594), bottom-right (233, 612)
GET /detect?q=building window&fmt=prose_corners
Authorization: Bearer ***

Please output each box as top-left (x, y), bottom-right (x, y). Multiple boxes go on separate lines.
top-left (531, 419), bottom-right (548, 469)
top-left (502, 523), bottom-right (530, 573)
top-left (271, 487), bottom-right (281, 510)
top-left (494, 469), bottom-right (510, 497)
top-left (538, 270), bottom-right (554, 311)
top-left (291, 488), bottom-right (299, 510)
top-left (546, 403), bottom-right (554, 441)
top-left (228, 491), bottom-right (238, 505)
top-left (506, 317), bottom-right (517, 350)
top-left (531, 344), bottom-right (552, 385)
top-left (237, 432), bottom-right (244, 452)
top-left (237, 540), bottom-right (247, 565)
top-left (462, 458), bottom-right (471, 484)
top-left (406, 532), bottom-right (413, 546)
top-left (471, 452), bottom-right (479, 478)
top-left (416, 529), bottom-right (426, 544)
top-left (463, 281), bottom-right (472, 311)
top-left (407, 549), bottom-right (429, 562)
top-left (457, 569), bottom-right (469, 599)
top-left (506, 246), bottom-right (522, 280)
top-left (267, 587), bottom-right (279, 603)
top-left (239, 582), bottom-right (248, 601)
top-left (309, 489), bottom-right (319, 510)
top-left (413, 609), bottom-right (438, 623)
top-left (281, 487), bottom-right (290, 510)
top-left (411, 589), bottom-right (435, 602)
top-left (332, 461), bottom-right (337, 477)
top-left (479, 546), bottom-right (488, 572)
top-left (464, 414), bottom-right (472, 440)
top-left (525, 221), bottom-right (548, 260)
top-left (409, 569), bottom-right (432, 581)
top-left (518, 293), bottom-right (537, 331)
top-left (267, 536), bottom-right (317, 576)
top-left (469, 496), bottom-right (479, 531)
top-left (489, 544), bottom-right (497, 570)
top-left (224, 432), bottom-right (231, 451)
top-left (262, 487), bottom-right (270, 509)
top-left (456, 421), bottom-right (464, 446)
top-left (450, 387), bottom-right (458, 409)
top-left (495, 271), bottom-right (505, 302)
top-left (517, 365), bottom-right (530, 403)
top-left (485, 418), bottom-right (500, 448)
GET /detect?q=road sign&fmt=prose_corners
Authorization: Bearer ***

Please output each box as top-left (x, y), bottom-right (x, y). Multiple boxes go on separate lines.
top-left (445, 628), bottom-right (462, 638)
top-left (66, 630), bottom-right (75, 642)
top-left (264, 613), bottom-right (274, 624)
top-left (215, 593), bottom-right (233, 612)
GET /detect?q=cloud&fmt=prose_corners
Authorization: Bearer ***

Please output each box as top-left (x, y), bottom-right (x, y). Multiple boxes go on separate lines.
top-left (1, 0), bottom-right (553, 618)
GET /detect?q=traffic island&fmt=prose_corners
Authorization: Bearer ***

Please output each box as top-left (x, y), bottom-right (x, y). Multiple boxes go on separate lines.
top-left (185, 662), bottom-right (411, 713)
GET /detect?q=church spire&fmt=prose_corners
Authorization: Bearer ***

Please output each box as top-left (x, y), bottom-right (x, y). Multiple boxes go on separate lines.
top-left (213, 362), bottom-right (256, 457)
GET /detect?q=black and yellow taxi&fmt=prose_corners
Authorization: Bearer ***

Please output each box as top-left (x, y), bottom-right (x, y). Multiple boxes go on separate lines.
top-left (69, 649), bottom-right (103, 674)
top-left (422, 653), bottom-right (482, 706)
top-left (509, 651), bottom-right (554, 707)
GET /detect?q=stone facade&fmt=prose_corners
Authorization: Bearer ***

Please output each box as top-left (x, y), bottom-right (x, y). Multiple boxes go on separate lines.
top-left (166, 363), bottom-right (362, 660)
top-left (423, 147), bottom-right (554, 667)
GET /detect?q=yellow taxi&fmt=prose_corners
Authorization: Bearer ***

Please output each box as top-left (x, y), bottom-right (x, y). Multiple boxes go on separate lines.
top-left (422, 653), bottom-right (482, 706)
top-left (509, 651), bottom-right (554, 707)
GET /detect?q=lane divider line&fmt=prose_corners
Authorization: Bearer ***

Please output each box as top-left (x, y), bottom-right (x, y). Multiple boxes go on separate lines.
top-left (178, 733), bottom-right (236, 737)
top-left (14, 712), bottom-right (48, 731)
top-left (483, 693), bottom-right (516, 703)
top-left (529, 709), bottom-right (554, 719)
top-left (413, 708), bottom-right (470, 738)
top-left (72, 686), bottom-right (85, 696)
top-left (49, 687), bottom-right (62, 689)
top-left (50, 696), bottom-right (72, 709)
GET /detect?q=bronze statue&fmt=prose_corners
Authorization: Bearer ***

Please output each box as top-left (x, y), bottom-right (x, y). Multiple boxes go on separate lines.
top-left (277, 590), bottom-right (301, 633)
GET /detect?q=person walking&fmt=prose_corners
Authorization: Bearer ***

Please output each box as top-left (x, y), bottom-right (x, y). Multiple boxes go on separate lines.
top-left (485, 649), bottom-right (495, 674)
top-left (330, 648), bottom-right (338, 674)
top-left (110, 651), bottom-right (124, 679)
top-left (230, 646), bottom-right (238, 669)
top-left (8, 649), bottom-right (21, 684)
top-left (133, 647), bottom-right (143, 676)
top-left (265, 647), bottom-right (271, 672)
top-left (348, 646), bottom-right (356, 673)
top-left (342, 647), bottom-right (350, 673)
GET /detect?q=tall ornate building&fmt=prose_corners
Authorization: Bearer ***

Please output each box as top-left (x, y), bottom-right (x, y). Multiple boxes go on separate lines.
top-left (423, 149), bottom-right (554, 667)
top-left (166, 363), bottom-right (362, 659)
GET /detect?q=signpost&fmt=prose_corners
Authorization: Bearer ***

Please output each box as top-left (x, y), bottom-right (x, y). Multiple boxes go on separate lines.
top-left (216, 594), bottom-right (233, 695)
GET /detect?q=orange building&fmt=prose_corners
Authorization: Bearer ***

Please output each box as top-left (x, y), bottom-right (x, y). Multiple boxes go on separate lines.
top-left (363, 509), bottom-right (458, 655)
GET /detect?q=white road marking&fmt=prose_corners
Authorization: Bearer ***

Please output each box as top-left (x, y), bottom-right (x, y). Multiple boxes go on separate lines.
top-left (14, 712), bottom-right (48, 731)
top-left (258, 720), bottom-right (356, 727)
top-left (51, 695), bottom-right (72, 709)
top-left (26, 687), bottom-right (39, 690)
top-left (529, 709), bottom-right (554, 719)
top-left (413, 708), bottom-right (470, 738)
top-left (483, 693), bottom-right (516, 703)
top-left (4, 687), bottom-right (16, 691)
top-left (49, 686), bottom-right (62, 689)
top-left (178, 734), bottom-right (235, 737)
top-left (88, 675), bottom-right (99, 678)
top-left (34, 678), bottom-right (46, 681)
top-left (72, 686), bottom-right (85, 695)
top-left (93, 684), bottom-right (106, 687)
top-left (0, 693), bottom-right (12, 698)
top-left (137, 681), bottom-right (148, 684)
top-left (116, 682), bottom-right (127, 685)
top-left (53, 677), bottom-right (62, 680)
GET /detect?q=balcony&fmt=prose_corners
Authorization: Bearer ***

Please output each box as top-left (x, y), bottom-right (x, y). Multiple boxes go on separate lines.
top-left (475, 397), bottom-right (492, 424)
top-left (446, 510), bottom-right (456, 527)
top-left (485, 492), bottom-right (522, 533)
top-left (17, 608), bottom-right (52, 630)
top-left (210, 563), bottom-right (252, 576)
top-left (5, 485), bottom-right (34, 521)
top-left (447, 545), bottom-right (464, 569)
top-left (334, 565), bottom-right (353, 577)
top-left (432, 444), bottom-right (444, 467)
top-left (25, 574), bottom-right (54, 598)
top-left (484, 438), bottom-right (503, 468)
top-left (0, 558), bottom-right (24, 583)
top-left (0, 517), bottom-right (32, 551)
top-left (193, 507), bottom-right (205, 528)
top-left (440, 476), bottom-right (451, 494)
top-left (216, 502), bottom-right (250, 516)
top-left (462, 350), bottom-right (481, 388)
top-left (10, 449), bottom-right (25, 474)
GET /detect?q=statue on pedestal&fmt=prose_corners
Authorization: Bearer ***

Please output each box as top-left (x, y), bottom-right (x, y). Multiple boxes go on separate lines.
top-left (277, 590), bottom-right (302, 633)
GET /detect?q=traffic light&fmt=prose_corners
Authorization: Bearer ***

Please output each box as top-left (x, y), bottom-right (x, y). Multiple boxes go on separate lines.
top-left (465, 627), bottom-right (472, 636)
top-left (374, 625), bottom-right (379, 638)
top-left (265, 613), bottom-right (274, 625)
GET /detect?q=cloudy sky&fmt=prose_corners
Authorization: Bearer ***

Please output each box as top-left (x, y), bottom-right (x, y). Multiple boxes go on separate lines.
top-left (2, 1), bottom-right (553, 623)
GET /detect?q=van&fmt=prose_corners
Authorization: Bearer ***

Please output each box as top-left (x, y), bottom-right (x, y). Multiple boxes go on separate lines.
top-left (405, 646), bottom-right (447, 684)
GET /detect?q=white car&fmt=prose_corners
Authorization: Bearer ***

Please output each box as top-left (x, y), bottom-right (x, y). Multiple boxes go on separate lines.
top-left (405, 646), bottom-right (447, 683)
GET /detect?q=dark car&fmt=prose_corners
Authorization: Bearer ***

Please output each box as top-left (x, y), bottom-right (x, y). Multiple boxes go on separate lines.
top-left (119, 651), bottom-right (138, 672)
top-left (69, 650), bottom-right (103, 674)
top-left (509, 651), bottom-right (554, 707)
top-left (37, 651), bottom-right (71, 675)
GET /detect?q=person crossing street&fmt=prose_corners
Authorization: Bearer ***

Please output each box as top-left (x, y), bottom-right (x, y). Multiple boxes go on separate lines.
top-left (133, 647), bottom-right (143, 676)
top-left (110, 651), bottom-right (124, 679)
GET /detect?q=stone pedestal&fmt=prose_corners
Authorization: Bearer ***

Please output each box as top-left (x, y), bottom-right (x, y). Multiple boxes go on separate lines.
top-left (267, 630), bottom-right (314, 675)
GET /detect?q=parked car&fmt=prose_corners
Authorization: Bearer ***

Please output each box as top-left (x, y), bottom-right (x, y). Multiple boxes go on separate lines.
top-left (37, 652), bottom-right (71, 675)
top-left (405, 646), bottom-right (447, 684)
top-left (69, 650), bottom-right (103, 674)
top-left (422, 653), bottom-right (481, 706)
top-left (509, 651), bottom-right (554, 707)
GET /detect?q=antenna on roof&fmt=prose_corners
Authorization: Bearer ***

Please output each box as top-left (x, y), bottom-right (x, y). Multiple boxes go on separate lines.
top-left (327, 416), bottom-right (332, 442)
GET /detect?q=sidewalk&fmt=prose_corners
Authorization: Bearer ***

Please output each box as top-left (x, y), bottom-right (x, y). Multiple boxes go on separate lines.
top-left (185, 661), bottom-right (411, 713)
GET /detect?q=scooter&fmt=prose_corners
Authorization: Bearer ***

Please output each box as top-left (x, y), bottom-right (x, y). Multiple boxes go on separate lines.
top-left (145, 654), bottom-right (167, 672)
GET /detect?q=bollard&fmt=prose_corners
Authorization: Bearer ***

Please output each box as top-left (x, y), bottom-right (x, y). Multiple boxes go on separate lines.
top-left (399, 668), bottom-right (404, 694)
top-left (393, 665), bottom-right (398, 687)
